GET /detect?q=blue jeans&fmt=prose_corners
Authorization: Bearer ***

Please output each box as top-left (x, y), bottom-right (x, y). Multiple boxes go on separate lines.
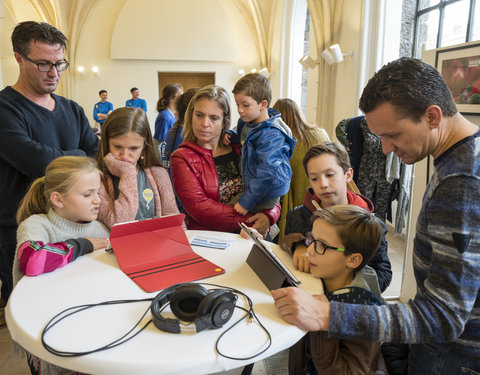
top-left (408, 344), bottom-right (480, 375)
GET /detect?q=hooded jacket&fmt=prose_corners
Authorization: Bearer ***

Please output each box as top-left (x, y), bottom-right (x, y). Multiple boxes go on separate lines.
top-left (285, 188), bottom-right (392, 293)
top-left (229, 108), bottom-right (297, 210)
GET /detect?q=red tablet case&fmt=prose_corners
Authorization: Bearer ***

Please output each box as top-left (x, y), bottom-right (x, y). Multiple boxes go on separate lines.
top-left (109, 214), bottom-right (225, 292)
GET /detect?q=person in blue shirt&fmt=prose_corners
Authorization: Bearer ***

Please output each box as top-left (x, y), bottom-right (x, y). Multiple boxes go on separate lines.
top-left (93, 89), bottom-right (113, 131)
top-left (125, 87), bottom-right (147, 112)
top-left (154, 83), bottom-right (183, 143)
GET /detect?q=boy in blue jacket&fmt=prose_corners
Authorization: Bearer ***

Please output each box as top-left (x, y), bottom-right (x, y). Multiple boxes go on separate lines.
top-left (228, 73), bottom-right (296, 216)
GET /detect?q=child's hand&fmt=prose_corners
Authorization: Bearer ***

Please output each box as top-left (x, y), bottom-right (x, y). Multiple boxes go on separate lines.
top-left (247, 213), bottom-right (269, 235)
top-left (234, 202), bottom-right (248, 215)
top-left (279, 232), bottom-right (305, 253)
top-left (85, 237), bottom-right (110, 251)
top-left (222, 132), bottom-right (231, 146)
top-left (240, 226), bottom-right (264, 240)
top-left (292, 246), bottom-right (310, 273)
top-left (104, 153), bottom-right (136, 177)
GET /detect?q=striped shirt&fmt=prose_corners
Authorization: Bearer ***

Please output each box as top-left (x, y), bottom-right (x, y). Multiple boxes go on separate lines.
top-left (329, 130), bottom-right (480, 358)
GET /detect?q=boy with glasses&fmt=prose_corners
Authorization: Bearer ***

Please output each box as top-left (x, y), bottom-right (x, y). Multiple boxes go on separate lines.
top-left (288, 204), bottom-right (388, 374)
top-left (0, 21), bottom-right (98, 317)
top-left (280, 142), bottom-right (392, 292)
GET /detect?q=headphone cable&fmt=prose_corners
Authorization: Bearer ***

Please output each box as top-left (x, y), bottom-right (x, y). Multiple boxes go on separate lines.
top-left (41, 283), bottom-right (273, 360)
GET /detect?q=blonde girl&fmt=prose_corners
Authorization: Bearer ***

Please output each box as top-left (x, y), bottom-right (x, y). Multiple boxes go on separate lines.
top-left (96, 107), bottom-right (180, 228)
top-left (15, 157), bottom-right (108, 375)
top-left (14, 156), bottom-right (109, 286)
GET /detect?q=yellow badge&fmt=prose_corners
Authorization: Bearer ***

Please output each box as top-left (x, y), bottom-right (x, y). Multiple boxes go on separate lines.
top-left (142, 188), bottom-right (154, 208)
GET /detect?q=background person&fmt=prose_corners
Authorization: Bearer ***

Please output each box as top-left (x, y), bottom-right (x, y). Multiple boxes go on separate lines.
top-left (93, 89), bottom-right (113, 132)
top-left (160, 88), bottom-right (200, 213)
top-left (0, 21), bottom-right (98, 311)
top-left (161, 87), bottom-right (200, 171)
top-left (170, 85), bottom-right (280, 235)
top-left (125, 87), bottom-right (147, 112)
top-left (154, 83), bottom-right (183, 144)
top-left (96, 107), bottom-right (180, 228)
top-left (272, 57), bottom-right (480, 375)
top-left (272, 98), bottom-right (329, 239)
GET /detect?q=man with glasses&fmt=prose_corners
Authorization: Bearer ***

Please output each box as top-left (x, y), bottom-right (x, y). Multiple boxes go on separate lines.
top-left (273, 58), bottom-right (480, 374)
top-left (0, 21), bottom-right (98, 319)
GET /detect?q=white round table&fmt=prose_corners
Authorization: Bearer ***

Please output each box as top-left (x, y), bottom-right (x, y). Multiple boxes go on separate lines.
top-left (6, 230), bottom-right (323, 375)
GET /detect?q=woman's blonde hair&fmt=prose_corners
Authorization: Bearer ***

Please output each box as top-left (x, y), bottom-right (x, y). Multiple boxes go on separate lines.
top-left (183, 85), bottom-right (231, 147)
top-left (312, 204), bottom-right (382, 270)
top-left (273, 98), bottom-right (325, 148)
top-left (16, 156), bottom-right (101, 224)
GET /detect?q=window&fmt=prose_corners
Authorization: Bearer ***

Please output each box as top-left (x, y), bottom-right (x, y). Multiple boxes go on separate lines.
top-left (413, 0), bottom-right (479, 58)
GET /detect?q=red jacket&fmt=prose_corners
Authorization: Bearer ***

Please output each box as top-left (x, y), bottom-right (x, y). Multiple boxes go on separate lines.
top-left (170, 140), bottom-right (280, 232)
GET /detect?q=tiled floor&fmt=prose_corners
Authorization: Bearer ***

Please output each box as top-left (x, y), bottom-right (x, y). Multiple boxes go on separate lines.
top-left (0, 324), bottom-right (30, 374)
top-left (0, 226), bottom-right (406, 375)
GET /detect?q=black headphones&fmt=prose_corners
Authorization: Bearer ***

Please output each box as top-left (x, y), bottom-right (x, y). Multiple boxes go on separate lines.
top-left (151, 283), bottom-right (237, 333)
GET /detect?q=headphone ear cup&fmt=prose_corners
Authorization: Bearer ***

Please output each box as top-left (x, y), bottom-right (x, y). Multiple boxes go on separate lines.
top-left (195, 290), bottom-right (236, 332)
top-left (169, 284), bottom-right (209, 322)
top-left (151, 285), bottom-right (181, 333)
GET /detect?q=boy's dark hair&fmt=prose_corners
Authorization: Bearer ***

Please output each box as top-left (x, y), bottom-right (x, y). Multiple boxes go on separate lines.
top-left (99, 90), bottom-right (107, 96)
top-left (359, 57), bottom-right (457, 122)
top-left (130, 87), bottom-right (138, 93)
top-left (232, 72), bottom-right (272, 105)
top-left (12, 21), bottom-right (67, 56)
top-left (312, 205), bottom-right (382, 270)
top-left (303, 142), bottom-right (351, 175)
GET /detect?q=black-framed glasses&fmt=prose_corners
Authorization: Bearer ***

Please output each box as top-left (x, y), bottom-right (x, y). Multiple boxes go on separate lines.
top-left (305, 232), bottom-right (345, 255)
top-left (20, 53), bottom-right (69, 72)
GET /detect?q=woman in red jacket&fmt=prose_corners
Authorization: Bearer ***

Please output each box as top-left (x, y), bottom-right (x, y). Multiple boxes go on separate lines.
top-left (170, 85), bottom-right (280, 234)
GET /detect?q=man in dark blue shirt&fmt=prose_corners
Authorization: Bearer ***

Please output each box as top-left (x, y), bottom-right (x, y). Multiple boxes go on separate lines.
top-left (0, 21), bottom-right (98, 312)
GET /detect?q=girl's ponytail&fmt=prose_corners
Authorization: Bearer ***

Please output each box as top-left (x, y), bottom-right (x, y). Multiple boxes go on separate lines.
top-left (16, 156), bottom-right (100, 224)
top-left (16, 177), bottom-right (49, 224)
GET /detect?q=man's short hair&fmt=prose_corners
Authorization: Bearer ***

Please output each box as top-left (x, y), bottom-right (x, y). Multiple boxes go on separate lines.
top-left (11, 21), bottom-right (67, 56)
top-left (303, 142), bottom-right (351, 175)
top-left (359, 57), bottom-right (458, 122)
top-left (99, 90), bottom-right (107, 96)
top-left (312, 205), bottom-right (382, 270)
top-left (232, 72), bottom-right (272, 105)
top-left (130, 87), bottom-right (138, 93)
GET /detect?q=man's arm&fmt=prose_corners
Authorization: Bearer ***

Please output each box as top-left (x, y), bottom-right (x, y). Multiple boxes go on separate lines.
top-left (271, 287), bottom-right (330, 331)
top-left (329, 176), bottom-right (480, 345)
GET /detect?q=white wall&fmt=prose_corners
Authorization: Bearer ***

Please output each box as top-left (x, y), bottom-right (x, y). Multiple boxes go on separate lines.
top-left (73, 0), bottom-right (261, 131)
top-left (332, 0), bottom-right (365, 127)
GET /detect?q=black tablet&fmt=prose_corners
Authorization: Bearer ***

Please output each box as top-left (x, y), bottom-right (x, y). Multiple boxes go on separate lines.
top-left (240, 223), bottom-right (301, 290)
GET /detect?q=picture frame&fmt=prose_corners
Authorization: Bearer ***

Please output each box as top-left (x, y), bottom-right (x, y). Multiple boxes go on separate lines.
top-left (435, 42), bottom-right (480, 114)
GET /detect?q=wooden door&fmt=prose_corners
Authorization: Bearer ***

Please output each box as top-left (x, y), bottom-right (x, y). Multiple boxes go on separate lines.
top-left (157, 72), bottom-right (215, 97)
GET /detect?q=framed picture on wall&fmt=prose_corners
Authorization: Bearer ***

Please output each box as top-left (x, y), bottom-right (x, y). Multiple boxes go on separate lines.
top-left (435, 42), bottom-right (480, 114)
